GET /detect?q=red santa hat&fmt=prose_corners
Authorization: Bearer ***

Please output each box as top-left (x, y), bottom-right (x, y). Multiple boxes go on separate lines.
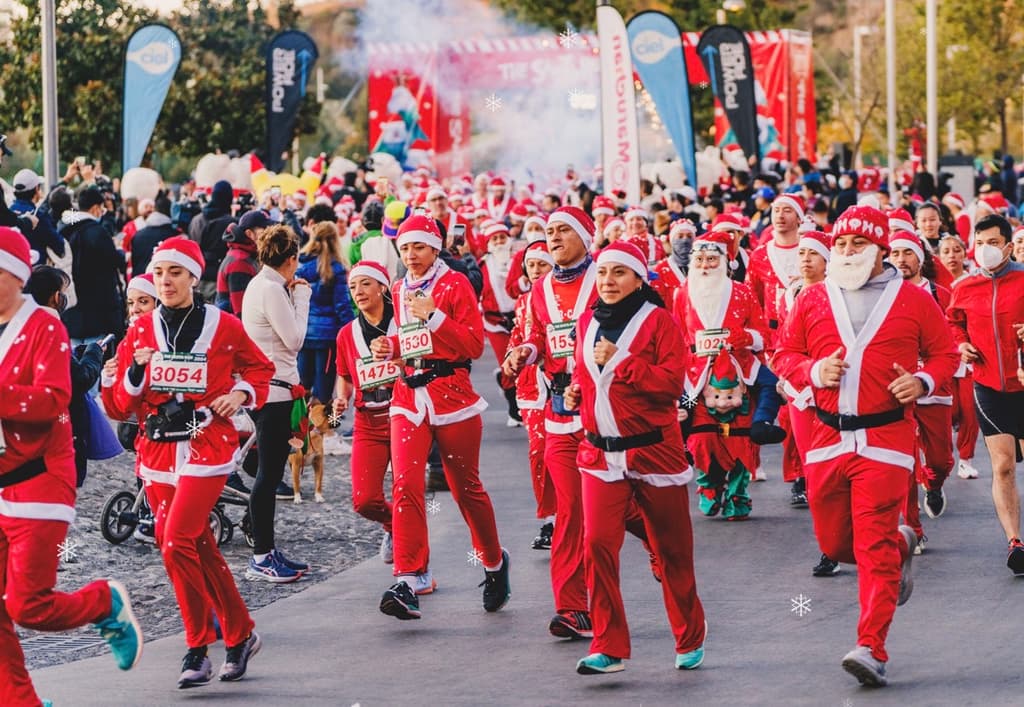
top-left (831, 205), bottom-right (889, 251)
top-left (524, 214), bottom-right (548, 242)
top-left (148, 236), bottom-right (205, 279)
top-left (348, 261), bottom-right (391, 287)
top-left (887, 208), bottom-right (916, 235)
top-left (524, 241), bottom-right (554, 266)
top-left (602, 217), bottom-right (625, 237)
top-left (710, 213), bottom-right (747, 233)
top-left (981, 192), bottom-right (1009, 213)
top-left (670, 220), bottom-right (697, 238)
top-left (395, 214), bottom-right (443, 251)
top-left (692, 230), bottom-right (732, 257)
top-left (798, 231), bottom-right (831, 262)
top-left (942, 192), bottom-right (965, 210)
top-left (596, 240), bottom-right (649, 282)
top-left (489, 177), bottom-right (508, 191)
top-left (127, 273), bottom-right (158, 298)
top-left (521, 199), bottom-right (539, 214)
top-left (548, 206), bottom-right (595, 249)
top-left (797, 216), bottom-right (819, 234)
top-left (484, 220), bottom-right (510, 239)
top-left (889, 229), bottom-right (925, 264)
top-left (426, 186), bottom-right (446, 202)
top-left (0, 226), bottom-right (32, 283)
top-left (624, 206), bottom-right (647, 222)
top-left (473, 207), bottom-right (489, 219)
top-left (448, 191), bottom-right (465, 204)
top-left (509, 203), bottom-right (529, 223)
top-left (592, 195), bottom-right (617, 217)
top-left (772, 193), bottom-right (806, 219)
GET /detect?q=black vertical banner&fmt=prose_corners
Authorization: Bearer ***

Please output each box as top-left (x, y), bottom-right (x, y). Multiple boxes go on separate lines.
top-left (266, 30), bottom-right (318, 173)
top-left (697, 25), bottom-right (759, 171)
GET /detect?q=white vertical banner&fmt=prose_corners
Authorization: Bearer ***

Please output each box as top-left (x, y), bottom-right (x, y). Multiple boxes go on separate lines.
top-left (597, 2), bottom-right (640, 205)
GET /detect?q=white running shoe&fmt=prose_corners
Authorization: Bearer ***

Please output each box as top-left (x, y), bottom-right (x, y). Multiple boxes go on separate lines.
top-left (506, 416), bottom-right (522, 428)
top-left (413, 570), bottom-right (437, 595)
top-left (380, 531), bottom-right (393, 564)
top-left (957, 459), bottom-right (979, 479)
top-left (752, 466), bottom-right (767, 482)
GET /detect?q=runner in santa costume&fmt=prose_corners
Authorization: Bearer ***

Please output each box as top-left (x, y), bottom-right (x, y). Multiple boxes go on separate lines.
top-left (707, 213), bottom-right (750, 283)
top-left (486, 177), bottom-right (515, 221)
top-left (110, 236), bottom-right (273, 688)
top-left (622, 207), bottom-right (661, 265)
top-left (650, 219), bottom-right (694, 315)
top-left (426, 186), bottom-right (475, 257)
top-left (591, 195), bottom-right (617, 238)
top-left (504, 207), bottom-right (651, 639)
top-left (888, 228), bottom-right (956, 536)
top-left (746, 193), bottom-right (805, 348)
top-left (0, 228), bottom-right (143, 706)
top-left (332, 262), bottom-right (400, 565)
top-left (507, 241), bottom-right (557, 550)
top-left (772, 205), bottom-right (958, 687)
top-left (374, 215), bottom-right (511, 620)
top-left (564, 241), bottom-right (707, 676)
top-left (479, 219), bottom-right (521, 426)
top-left (504, 213), bottom-right (548, 301)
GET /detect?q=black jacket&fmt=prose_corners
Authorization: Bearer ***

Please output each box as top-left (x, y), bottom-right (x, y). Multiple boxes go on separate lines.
top-left (61, 213), bottom-right (126, 339)
top-left (70, 342), bottom-right (104, 487)
top-left (187, 205), bottom-right (235, 283)
top-left (131, 213), bottom-right (178, 275)
top-left (440, 250), bottom-right (483, 296)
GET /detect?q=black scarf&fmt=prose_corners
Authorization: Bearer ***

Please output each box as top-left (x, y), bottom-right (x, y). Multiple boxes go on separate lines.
top-left (591, 284), bottom-right (664, 330)
top-left (358, 297), bottom-right (395, 348)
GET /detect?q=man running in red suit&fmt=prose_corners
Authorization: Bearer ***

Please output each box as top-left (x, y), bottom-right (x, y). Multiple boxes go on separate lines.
top-left (773, 205), bottom-right (958, 687)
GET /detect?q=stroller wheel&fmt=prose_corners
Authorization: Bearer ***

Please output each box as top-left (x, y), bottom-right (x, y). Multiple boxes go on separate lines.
top-left (101, 491), bottom-right (138, 544)
top-left (240, 509), bottom-right (255, 548)
top-left (209, 506), bottom-right (231, 547)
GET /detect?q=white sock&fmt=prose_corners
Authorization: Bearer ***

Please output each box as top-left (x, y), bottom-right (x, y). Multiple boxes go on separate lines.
top-left (253, 552), bottom-right (270, 563)
top-left (483, 558), bottom-right (503, 572)
top-left (397, 574), bottom-right (417, 586)
top-left (545, 515), bottom-right (555, 524)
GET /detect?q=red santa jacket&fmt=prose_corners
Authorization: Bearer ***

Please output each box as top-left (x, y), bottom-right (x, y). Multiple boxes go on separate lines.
top-left (520, 264), bottom-right (598, 434)
top-left (622, 233), bottom-right (661, 265)
top-left (650, 257), bottom-right (686, 316)
top-left (336, 317), bottom-right (399, 412)
top-left (947, 262), bottom-right (1024, 393)
top-left (0, 298), bottom-right (76, 522)
top-left (385, 262), bottom-right (488, 426)
top-left (572, 301), bottom-right (692, 486)
top-left (672, 279), bottom-right (769, 399)
top-left (772, 275), bottom-right (959, 468)
top-left (110, 305), bottom-right (273, 485)
top-left (746, 239), bottom-right (801, 342)
top-left (480, 257), bottom-right (517, 333)
top-left (504, 248), bottom-right (531, 301)
top-left (914, 278), bottom-right (954, 405)
top-left (509, 291), bottom-right (546, 409)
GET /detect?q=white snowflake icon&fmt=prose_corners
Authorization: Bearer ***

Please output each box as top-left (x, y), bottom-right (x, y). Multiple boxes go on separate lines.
top-left (558, 23), bottom-right (581, 49)
top-left (790, 593), bottom-right (812, 617)
top-left (58, 413), bottom-right (69, 425)
top-left (467, 548), bottom-right (483, 567)
top-left (485, 93), bottom-right (503, 113)
top-left (186, 416), bottom-right (205, 439)
top-left (426, 498), bottom-right (441, 516)
top-left (57, 538), bottom-right (79, 563)
top-left (328, 411), bottom-right (344, 428)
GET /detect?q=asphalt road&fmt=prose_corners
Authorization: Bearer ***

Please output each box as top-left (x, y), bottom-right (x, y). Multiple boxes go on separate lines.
top-left (31, 371), bottom-right (1024, 706)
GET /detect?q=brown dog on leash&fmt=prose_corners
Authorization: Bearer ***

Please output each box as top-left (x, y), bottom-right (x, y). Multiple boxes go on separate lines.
top-left (290, 400), bottom-right (332, 503)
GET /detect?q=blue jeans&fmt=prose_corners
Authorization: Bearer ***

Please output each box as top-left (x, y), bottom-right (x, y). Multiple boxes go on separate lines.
top-left (751, 365), bottom-right (783, 425)
top-left (298, 343), bottom-right (337, 403)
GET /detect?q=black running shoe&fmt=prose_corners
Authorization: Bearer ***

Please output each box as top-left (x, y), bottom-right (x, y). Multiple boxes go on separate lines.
top-left (790, 477), bottom-right (808, 507)
top-left (532, 522), bottom-right (553, 550)
top-left (812, 554), bottom-right (840, 577)
top-left (480, 549), bottom-right (511, 612)
top-left (380, 581), bottom-right (421, 620)
top-left (923, 487), bottom-right (946, 519)
top-left (1008, 538), bottom-right (1024, 576)
top-left (177, 646), bottom-right (213, 689)
top-left (548, 610), bottom-right (594, 640)
top-left (274, 482), bottom-right (295, 500)
top-left (426, 469), bottom-right (449, 492)
top-left (750, 421), bottom-right (786, 445)
top-left (224, 472), bottom-right (251, 498)
top-left (219, 631), bottom-right (261, 681)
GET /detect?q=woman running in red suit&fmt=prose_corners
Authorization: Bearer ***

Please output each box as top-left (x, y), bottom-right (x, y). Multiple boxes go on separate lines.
top-left (110, 236), bottom-right (274, 689)
top-left (373, 215), bottom-right (510, 621)
top-left (332, 262), bottom-right (400, 566)
top-left (563, 240), bottom-right (706, 675)
top-left (1, 227), bottom-right (142, 707)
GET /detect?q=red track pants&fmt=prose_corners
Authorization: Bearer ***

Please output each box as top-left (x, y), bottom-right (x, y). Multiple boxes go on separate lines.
top-left (582, 474), bottom-right (706, 660)
top-left (952, 374), bottom-right (979, 461)
top-left (522, 408), bottom-right (556, 518)
top-left (915, 403), bottom-right (954, 491)
top-left (0, 516), bottom-right (111, 707)
top-left (146, 476), bottom-right (254, 649)
top-left (780, 407), bottom-right (803, 482)
top-left (805, 454), bottom-right (911, 663)
top-left (390, 414), bottom-right (502, 575)
top-left (350, 408), bottom-right (393, 532)
top-left (545, 429), bottom-right (588, 613)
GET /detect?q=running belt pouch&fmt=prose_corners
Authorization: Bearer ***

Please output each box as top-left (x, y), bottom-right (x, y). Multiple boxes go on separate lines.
top-left (144, 400), bottom-right (198, 443)
top-left (0, 458), bottom-right (46, 488)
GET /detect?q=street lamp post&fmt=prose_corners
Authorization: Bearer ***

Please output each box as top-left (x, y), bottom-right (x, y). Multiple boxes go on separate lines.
top-left (853, 25), bottom-right (877, 169)
top-left (885, 0), bottom-right (897, 194)
top-left (41, 0), bottom-right (59, 186)
top-left (926, 0), bottom-right (937, 175)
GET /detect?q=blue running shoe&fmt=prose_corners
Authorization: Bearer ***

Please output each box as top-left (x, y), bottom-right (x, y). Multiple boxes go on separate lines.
top-left (271, 548), bottom-right (309, 573)
top-left (94, 580), bottom-right (143, 670)
top-left (245, 554), bottom-right (300, 583)
top-left (676, 621), bottom-right (707, 670)
top-left (576, 653), bottom-right (624, 675)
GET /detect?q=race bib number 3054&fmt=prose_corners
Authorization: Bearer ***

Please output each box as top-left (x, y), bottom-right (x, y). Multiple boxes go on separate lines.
top-left (398, 323), bottom-right (434, 358)
top-left (150, 352), bottom-right (208, 393)
top-left (355, 356), bottom-right (401, 390)
top-left (547, 320), bottom-right (576, 359)
top-left (694, 328), bottom-right (731, 357)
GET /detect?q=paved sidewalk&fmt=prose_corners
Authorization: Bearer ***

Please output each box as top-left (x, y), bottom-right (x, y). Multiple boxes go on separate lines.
top-left (32, 379), bottom-right (1024, 706)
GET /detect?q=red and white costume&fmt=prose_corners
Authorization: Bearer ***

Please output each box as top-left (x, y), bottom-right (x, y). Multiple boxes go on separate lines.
top-left (480, 254), bottom-right (518, 365)
top-left (772, 207), bottom-right (959, 664)
top-left (746, 238), bottom-right (800, 344)
top-left (384, 217), bottom-right (502, 579)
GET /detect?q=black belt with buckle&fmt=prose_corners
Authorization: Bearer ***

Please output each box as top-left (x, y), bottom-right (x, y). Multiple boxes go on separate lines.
top-left (691, 423), bottom-right (750, 438)
top-left (586, 429), bottom-right (663, 452)
top-left (815, 407), bottom-right (904, 431)
top-left (403, 359), bottom-right (471, 389)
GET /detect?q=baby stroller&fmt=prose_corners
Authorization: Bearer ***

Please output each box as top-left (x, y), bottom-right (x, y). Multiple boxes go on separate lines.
top-left (100, 410), bottom-right (258, 547)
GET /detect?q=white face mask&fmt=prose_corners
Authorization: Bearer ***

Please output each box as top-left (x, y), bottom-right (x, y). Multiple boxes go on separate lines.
top-left (827, 244), bottom-right (879, 291)
top-left (975, 243), bottom-right (1008, 271)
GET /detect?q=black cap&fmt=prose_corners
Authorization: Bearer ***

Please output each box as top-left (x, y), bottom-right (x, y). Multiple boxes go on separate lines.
top-left (77, 185), bottom-right (104, 211)
top-left (238, 210), bottom-right (273, 231)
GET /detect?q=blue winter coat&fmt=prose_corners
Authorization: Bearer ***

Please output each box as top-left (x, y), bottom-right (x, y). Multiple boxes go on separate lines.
top-left (296, 253), bottom-right (354, 346)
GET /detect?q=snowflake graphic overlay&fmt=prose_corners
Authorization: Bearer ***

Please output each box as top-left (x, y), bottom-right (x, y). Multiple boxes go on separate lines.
top-left (57, 538), bottom-right (79, 563)
top-left (790, 593), bottom-right (812, 617)
top-left (467, 548), bottom-right (484, 567)
top-left (485, 93), bottom-right (503, 113)
top-left (426, 497), bottom-right (441, 516)
top-left (58, 412), bottom-right (70, 425)
top-left (186, 414), bottom-right (205, 440)
top-left (558, 23), bottom-right (581, 49)
top-left (328, 410), bottom-right (344, 428)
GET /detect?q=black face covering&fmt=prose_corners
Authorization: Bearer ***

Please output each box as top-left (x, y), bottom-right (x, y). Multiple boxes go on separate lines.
top-left (671, 237), bottom-right (692, 269)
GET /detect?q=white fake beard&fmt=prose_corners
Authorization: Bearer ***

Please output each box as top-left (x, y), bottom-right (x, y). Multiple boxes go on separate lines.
top-left (827, 244), bottom-right (879, 291)
top-left (687, 260), bottom-right (729, 324)
top-left (488, 242), bottom-right (513, 275)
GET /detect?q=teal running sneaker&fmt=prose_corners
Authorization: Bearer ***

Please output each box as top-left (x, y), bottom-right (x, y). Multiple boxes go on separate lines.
top-left (676, 621), bottom-right (707, 670)
top-left (94, 580), bottom-right (143, 670)
top-left (576, 653), bottom-right (625, 675)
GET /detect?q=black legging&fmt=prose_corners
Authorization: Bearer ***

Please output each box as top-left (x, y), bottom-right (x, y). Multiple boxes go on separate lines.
top-left (250, 400), bottom-right (294, 555)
